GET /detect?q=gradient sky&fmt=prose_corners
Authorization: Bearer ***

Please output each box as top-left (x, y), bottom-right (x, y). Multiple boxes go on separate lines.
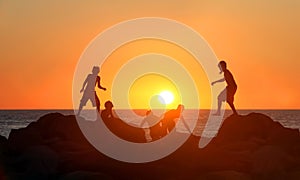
top-left (0, 0), bottom-right (299, 109)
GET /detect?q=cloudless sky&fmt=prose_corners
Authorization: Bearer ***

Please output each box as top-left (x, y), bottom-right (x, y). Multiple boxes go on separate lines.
top-left (0, 0), bottom-right (299, 109)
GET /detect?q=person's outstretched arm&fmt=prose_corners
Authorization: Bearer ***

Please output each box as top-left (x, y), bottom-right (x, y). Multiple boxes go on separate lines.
top-left (80, 75), bottom-right (89, 93)
top-left (96, 76), bottom-right (107, 91)
top-left (211, 78), bottom-right (225, 86)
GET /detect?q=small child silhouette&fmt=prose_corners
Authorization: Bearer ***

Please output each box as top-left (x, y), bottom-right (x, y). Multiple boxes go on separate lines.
top-left (211, 61), bottom-right (238, 115)
top-left (77, 66), bottom-right (106, 116)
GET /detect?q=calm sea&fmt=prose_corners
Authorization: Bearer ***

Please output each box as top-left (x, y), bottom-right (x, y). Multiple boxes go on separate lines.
top-left (0, 110), bottom-right (299, 138)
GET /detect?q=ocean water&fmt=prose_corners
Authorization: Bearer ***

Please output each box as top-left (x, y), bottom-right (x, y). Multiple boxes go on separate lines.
top-left (0, 110), bottom-right (74, 138)
top-left (0, 110), bottom-right (299, 138)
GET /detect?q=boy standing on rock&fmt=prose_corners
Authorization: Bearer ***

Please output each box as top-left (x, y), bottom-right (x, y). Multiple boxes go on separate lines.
top-left (77, 66), bottom-right (106, 116)
top-left (211, 61), bottom-right (238, 115)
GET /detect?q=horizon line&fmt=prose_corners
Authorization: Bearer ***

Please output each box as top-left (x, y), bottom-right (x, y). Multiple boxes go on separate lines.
top-left (0, 108), bottom-right (299, 111)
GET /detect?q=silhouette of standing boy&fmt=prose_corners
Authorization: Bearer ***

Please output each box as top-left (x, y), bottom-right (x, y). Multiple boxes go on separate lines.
top-left (77, 66), bottom-right (106, 116)
top-left (211, 61), bottom-right (238, 115)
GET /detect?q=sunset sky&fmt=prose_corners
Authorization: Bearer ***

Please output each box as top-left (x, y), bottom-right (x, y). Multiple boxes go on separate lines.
top-left (0, 1), bottom-right (299, 109)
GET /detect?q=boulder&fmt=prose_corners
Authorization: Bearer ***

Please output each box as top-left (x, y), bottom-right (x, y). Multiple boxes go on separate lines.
top-left (201, 113), bottom-right (300, 178)
top-left (209, 113), bottom-right (300, 158)
top-left (251, 145), bottom-right (294, 179)
top-left (60, 171), bottom-right (113, 180)
top-left (199, 170), bottom-right (251, 180)
top-left (1, 112), bottom-right (300, 179)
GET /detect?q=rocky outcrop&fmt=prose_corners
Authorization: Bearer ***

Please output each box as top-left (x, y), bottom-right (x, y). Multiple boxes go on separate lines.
top-left (0, 112), bottom-right (299, 179)
top-left (198, 113), bottom-right (300, 179)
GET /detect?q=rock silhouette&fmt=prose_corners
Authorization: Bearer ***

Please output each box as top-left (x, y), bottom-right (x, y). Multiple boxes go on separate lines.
top-left (0, 112), bottom-right (299, 179)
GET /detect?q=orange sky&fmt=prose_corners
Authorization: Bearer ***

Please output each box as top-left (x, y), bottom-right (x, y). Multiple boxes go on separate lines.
top-left (74, 39), bottom-right (211, 110)
top-left (0, 1), bottom-right (299, 109)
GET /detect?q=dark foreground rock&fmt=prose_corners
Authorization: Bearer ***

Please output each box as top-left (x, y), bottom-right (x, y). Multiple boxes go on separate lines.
top-left (0, 112), bottom-right (299, 179)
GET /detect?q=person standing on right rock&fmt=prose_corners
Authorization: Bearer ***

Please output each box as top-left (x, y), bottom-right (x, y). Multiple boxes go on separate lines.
top-left (211, 61), bottom-right (238, 115)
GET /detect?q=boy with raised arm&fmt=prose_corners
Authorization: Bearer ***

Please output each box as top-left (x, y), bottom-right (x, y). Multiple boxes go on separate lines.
top-left (77, 66), bottom-right (106, 116)
top-left (211, 61), bottom-right (238, 115)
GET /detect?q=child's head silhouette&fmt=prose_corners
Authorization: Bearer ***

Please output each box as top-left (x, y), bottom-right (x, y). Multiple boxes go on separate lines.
top-left (218, 61), bottom-right (227, 73)
top-left (92, 66), bottom-right (100, 75)
top-left (104, 101), bottom-right (113, 109)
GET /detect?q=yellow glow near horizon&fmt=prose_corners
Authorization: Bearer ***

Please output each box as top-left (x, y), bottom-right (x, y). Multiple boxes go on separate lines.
top-left (100, 39), bottom-right (210, 109)
top-left (128, 74), bottom-right (180, 109)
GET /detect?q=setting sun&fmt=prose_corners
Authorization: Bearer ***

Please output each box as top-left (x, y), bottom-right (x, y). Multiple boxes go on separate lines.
top-left (99, 39), bottom-right (208, 110)
top-left (126, 73), bottom-right (181, 109)
top-left (159, 91), bottom-right (174, 105)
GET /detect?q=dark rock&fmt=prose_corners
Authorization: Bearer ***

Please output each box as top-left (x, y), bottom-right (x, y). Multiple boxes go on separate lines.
top-left (8, 145), bottom-right (58, 179)
top-left (8, 128), bottom-right (44, 152)
top-left (208, 113), bottom-right (300, 158)
top-left (101, 116), bottom-right (146, 143)
top-left (199, 170), bottom-right (251, 180)
top-left (289, 171), bottom-right (300, 180)
top-left (0, 135), bottom-right (7, 149)
top-left (2, 112), bottom-right (300, 179)
top-left (7, 113), bottom-right (91, 153)
top-left (60, 171), bottom-right (113, 180)
top-left (251, 145), bottom-right (294, 179)
top-left (216, 113), bottom-right (280, 143)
